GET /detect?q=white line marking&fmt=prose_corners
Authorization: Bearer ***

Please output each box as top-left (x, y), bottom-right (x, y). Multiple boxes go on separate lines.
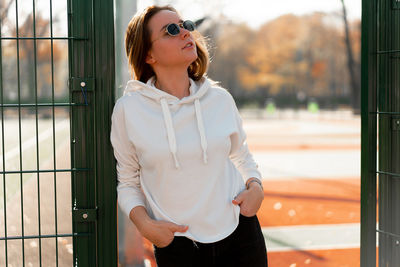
top-left (262, 223), bottom-right (361, 252)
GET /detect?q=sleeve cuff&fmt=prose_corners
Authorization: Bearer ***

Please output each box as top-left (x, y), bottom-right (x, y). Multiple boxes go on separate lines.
top-left (244, 171), bottom-right (262, 182)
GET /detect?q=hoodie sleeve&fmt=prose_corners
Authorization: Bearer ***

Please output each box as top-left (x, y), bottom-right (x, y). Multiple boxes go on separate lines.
top-left (110, 100), bottom-right (146, 217)
top-left (227, 94), bottom-right (262, 182)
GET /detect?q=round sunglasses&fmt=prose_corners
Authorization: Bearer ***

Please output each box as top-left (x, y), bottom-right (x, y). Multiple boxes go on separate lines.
top-left (164, 20), bottom-right (196, 36)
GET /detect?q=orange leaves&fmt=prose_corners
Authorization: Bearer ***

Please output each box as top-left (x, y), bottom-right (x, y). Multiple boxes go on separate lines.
top-left (208, 12), bottom-right (360, 98)
top-left (311, 61), bottom-right (327, 79)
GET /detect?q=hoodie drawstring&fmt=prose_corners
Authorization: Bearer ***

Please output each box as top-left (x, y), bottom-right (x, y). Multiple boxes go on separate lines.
top-left (194, 99), bottom-right (208, 164)
top-left (160, 98), bottom-right (208, 168)
top-left (160, 98), bottom-right (180, 169)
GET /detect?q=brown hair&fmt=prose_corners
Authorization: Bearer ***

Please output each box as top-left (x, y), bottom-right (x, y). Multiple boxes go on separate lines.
top-left (125, 5), bottom-right (209, 82)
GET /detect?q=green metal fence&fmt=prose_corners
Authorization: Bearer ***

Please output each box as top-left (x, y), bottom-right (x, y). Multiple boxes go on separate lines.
top-left (361, 0), bottom-right (400, 265)
top-left (0, 0), bottom-right (117, 266)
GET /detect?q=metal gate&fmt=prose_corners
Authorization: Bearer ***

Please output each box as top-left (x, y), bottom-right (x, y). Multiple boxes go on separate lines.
top-left (0, 0), bottom-right (117, 266)
top-left (361, 0), bottom-right (400, 265)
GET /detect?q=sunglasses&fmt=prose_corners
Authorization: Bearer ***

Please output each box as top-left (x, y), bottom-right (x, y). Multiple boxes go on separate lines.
top-left (164, 20), bottom-right (196, 36)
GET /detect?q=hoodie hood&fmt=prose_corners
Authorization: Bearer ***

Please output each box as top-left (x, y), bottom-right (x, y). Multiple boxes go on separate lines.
top-left (124, 76), bottom-right (211, 103)
top-left (123, 76), bottom-right (211, 169)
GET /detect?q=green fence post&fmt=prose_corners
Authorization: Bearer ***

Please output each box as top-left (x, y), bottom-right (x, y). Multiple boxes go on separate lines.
top-left (68, 0), bottom-right (96, 266)
top-left (93, 0), bottom-right (118, 266)
top-left (68, 0), bottom-right (117, 266)
top-left (362, 0), bottom-right (400, 265)
top-left (360, 0), bottom-right (377, 265)
top-left (376, 0), bottom-right (400, 265)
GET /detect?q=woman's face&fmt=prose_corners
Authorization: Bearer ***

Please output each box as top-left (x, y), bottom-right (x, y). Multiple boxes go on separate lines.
top-left (146, 10), bottom-right (198, 69)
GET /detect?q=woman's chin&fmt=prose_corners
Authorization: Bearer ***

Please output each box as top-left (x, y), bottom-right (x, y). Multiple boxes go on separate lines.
top-left (186, 53), bottom-right (198, 65)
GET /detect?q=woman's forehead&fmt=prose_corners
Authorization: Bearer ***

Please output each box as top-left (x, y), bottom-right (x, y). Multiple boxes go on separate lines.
top-left (149, 10), bottom-right (182, 31)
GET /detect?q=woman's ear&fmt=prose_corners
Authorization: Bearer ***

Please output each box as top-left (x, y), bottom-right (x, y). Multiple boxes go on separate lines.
top-left (146, 52), bottom-right (156, 65)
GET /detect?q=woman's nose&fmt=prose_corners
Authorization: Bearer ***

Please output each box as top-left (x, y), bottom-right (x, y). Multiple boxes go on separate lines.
top-left (180, 28), bottom-right (190, 39)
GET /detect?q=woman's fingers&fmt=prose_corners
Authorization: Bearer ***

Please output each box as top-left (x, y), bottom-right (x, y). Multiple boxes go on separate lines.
top-left (232, 193), bottom-right (245, 205)
top-left (147, 221), bottom-right (188, 247)
top-left (166, 222), bottom-right (189, 233)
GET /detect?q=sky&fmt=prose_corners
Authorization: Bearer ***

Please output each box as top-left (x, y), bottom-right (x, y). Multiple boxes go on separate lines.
top-left (138, 0), bottom-right (361, 29)
top-left (3, 0), bottom-right (361, 34)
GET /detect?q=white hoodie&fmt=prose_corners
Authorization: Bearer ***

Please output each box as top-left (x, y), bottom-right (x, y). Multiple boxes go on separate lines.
top-left (110, 76), bottom-right (262, 243)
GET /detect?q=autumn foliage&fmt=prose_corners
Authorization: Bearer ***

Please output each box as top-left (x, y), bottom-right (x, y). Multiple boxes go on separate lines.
top-left (205, 13), bottom-right (361, 108)
top-left (1, 2), bottom-right (68, 105)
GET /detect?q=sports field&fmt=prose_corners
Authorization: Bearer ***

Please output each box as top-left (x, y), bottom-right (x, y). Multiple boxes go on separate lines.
top-left (245, 109), bottom-right (361, 267)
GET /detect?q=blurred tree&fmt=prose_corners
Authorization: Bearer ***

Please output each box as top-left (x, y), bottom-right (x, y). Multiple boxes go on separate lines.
top-left (0, 0), bottom-right (14, 23)
top-left (340, 0), bottom-right (361, 114)
top-left (204, 19), bottom-right (255, 99)
top-left (1, 1), bottom-right (66, 104)
top-left (205, 11), bottom-right (360, 109)
top-left (243, 14), bottom-right (305, 95)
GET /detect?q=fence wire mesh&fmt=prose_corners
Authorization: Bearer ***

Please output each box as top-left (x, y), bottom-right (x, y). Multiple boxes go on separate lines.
top-left (0, 0), bottom-right (73, 266)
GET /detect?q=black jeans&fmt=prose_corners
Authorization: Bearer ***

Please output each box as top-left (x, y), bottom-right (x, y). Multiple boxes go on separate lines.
top-left (153, 214), bottom-right (268, 267)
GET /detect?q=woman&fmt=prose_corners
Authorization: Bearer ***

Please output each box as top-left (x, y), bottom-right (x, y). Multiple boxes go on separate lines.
top-left (111, 5), bottom-right (268, 267)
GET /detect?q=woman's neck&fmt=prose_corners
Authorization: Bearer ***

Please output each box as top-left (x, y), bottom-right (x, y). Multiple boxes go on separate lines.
top-left (154, 70), bottom-right (190, 99)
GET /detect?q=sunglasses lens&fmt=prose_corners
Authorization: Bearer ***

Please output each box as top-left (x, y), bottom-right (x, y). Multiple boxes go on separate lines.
top-left (183, 20), bottom-right (195, 31)
top-left (165, 21), bottom-right (195, 36)
top-left (167, 23), bottom-right (180, 36)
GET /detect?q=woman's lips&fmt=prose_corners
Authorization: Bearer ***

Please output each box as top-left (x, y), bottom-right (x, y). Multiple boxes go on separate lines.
top-left (182, 41), bottom-right (194, 49)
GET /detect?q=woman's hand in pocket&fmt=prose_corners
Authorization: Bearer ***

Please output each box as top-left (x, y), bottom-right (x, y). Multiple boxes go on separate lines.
top-left (129, 206), bottom-right (189, 248)
top-left (232, 181), bottom-right (264, 217)
top-left (143, 220), bottom-right (188, 248)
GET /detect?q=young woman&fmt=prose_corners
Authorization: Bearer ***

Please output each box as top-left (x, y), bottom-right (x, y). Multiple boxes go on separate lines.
top-left (111, 5), bottom-right (268, 267)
